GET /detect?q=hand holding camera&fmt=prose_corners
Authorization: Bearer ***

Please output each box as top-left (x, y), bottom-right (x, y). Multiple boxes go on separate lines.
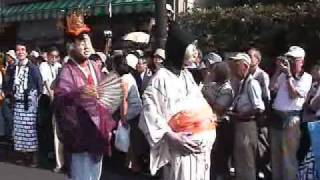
top-left (277, 56), bottom-right (292, 77)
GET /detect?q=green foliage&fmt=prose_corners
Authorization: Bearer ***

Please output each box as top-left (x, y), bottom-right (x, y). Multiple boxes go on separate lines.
top-left (177, 1), bottom-right (320, 69)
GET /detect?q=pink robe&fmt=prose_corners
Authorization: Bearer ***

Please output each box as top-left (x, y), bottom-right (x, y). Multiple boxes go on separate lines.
top-left (53, 60), bottom-right (116, 155)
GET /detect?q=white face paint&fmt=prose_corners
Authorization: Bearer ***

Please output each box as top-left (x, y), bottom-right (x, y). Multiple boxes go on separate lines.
top-left (184, 44), bottom-right (198, 66)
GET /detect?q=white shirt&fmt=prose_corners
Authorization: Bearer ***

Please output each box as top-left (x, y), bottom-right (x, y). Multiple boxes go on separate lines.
top-left (273, 72), bottom-right (312, 111)
top-left (252, 67), bottom-right (270, 101)
top-left (122, 73), bottom-right (142, 120)
top-left (39, 62), bottom-right (62, 95)
top-left (233, 75), bottom-right (265, 113)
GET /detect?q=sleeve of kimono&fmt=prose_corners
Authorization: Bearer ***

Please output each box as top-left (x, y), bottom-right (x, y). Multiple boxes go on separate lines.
top-left (53, 64), bottom-right (82, 145)
top-left (34, 68), bottom-right (43, 94)
top-left (139, 79), bottom-right (172, 147)
top-left (53, 64), bottom-right (81, 106)
top-left (30, 65), bottom-right (43, 94)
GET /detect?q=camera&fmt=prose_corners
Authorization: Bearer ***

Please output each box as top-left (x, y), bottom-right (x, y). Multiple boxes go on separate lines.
top-left (278, 56), bottom-right (290, 66)
top-left (104, 30), bottom-right (112, 39)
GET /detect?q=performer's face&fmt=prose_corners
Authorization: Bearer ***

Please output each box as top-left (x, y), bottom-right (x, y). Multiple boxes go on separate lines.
top-left (70, 39), bottom-right (86, 63)
top-left (16, 45), bottom-right (28, 61)
top-left (74, 39), bottom-right (91, 58)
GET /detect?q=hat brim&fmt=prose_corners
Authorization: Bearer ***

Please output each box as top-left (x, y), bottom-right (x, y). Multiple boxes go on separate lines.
top-left (284, 52), bottom-right (303, 59)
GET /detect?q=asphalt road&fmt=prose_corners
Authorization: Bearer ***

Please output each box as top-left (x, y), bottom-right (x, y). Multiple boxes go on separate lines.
top-left (0, 142), bottom-right (158, 180)
top-left (0, 162), bottom-right (157, 180)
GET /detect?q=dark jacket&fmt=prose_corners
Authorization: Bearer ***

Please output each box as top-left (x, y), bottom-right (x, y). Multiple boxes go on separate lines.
top-left (5, 61), bottom-right (43, 110)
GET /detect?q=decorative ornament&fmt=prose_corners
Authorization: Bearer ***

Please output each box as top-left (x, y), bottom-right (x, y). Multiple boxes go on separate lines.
top-left (66, 11), bottom-right (90, 37)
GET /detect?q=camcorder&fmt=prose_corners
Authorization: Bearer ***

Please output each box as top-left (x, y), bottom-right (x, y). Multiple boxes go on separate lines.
top-left (104, 30), bottom-right (112, 39)
top-left (278, 56), bottom-right (290, 67)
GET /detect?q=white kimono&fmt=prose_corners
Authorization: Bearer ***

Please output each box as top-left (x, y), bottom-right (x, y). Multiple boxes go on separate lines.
top-left (139, 68), bottom-right (216, 180)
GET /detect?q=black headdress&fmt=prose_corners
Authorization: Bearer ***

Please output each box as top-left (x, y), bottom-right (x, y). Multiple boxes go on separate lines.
top-left (164, 23), bottom-right (195, 75)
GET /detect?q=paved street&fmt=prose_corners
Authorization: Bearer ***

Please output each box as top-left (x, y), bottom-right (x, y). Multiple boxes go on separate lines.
top-left (0, 142), bottom-right (158, 180)
top-left (0, 163), bottom-right (156, 180)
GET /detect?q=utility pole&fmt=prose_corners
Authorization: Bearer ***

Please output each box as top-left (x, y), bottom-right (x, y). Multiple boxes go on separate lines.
top-left (154, 0), bottom-right (167, 49)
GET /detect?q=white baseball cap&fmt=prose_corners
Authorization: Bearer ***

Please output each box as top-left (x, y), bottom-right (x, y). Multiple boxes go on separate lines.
top-left (229, 52), bottom-right (251, 65)
top-left (6, 50), bottom-right (16, 59)
top-left (30, 50), bottom-right (40, 58)
top-left (203, 52), bottom-right (222, 65)
top-left (154, 48), bottom-right (165, 61)
top-left (166, 4), bottom-right (174, 14)
top-left (126, 54), bottom-right (138, 70)
top-left (285, 46), bottom-right (305, 59)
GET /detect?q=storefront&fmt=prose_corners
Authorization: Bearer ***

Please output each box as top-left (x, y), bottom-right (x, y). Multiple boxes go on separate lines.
top-left (0, 0), bottom-right (154, 51)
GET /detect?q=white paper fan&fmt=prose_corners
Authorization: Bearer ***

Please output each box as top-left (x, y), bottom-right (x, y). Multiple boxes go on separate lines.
top-left (97, 72), bottom-right (123, 113)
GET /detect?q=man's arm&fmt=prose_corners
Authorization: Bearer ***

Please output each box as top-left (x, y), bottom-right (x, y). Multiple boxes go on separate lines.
top-left (269, 68), bottom-right (281, 92)
top-left (234, 79), bottom-right (264, 119)
top-left (287, 77), bottom-right (302, 98)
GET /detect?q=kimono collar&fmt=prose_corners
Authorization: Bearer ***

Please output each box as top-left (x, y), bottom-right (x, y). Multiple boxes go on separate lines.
top-left (71, 58), bottom-right (98, 85)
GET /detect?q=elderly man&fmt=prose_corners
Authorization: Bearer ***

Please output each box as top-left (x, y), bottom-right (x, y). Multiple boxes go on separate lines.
top-left (39, 47), bottom-right (63, 172)
top-left (247, 48), bottom-right (271, 179)
top-left (228, 53), bottom-right (265, 180)
top-left (270, 46), bottom-right (312, 180)
top-left (139, 23), bottom-right (216, 180)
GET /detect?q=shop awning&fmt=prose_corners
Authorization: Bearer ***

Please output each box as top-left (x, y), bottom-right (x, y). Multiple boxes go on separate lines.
top-left (111, 0), bottom-right (154, 14)
top-left (1, 0), bottom-right (110, 22)
top-left (0, 0), bottom-right (155, 23)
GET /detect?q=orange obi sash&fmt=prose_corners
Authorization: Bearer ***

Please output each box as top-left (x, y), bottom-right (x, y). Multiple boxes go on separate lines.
top-left (168, 104), bottom-right (216, 134)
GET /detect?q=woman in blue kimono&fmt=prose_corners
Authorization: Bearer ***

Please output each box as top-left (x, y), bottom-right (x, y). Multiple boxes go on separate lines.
top-left (6, 42), bottom-right (43, 167)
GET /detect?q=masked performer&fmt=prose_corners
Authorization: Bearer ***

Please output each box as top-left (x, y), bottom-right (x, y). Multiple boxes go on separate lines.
top-left (139, 23), bottom-right (216, 180)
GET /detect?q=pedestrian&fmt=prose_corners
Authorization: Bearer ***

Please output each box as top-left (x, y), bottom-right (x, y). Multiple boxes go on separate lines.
top-left (2, 50), bottom-right (16, 140)
top-left (7, 42), bottom-right (43, 167)
top-left (151, 48), bottom-right (165, 73)
top-left (5, 50), bottom-right (17, 66)
top-left (90, 52), bottom-right (108, 74)
top-left (297, 64), bottom-right (320, 180)
top-left (38, 47), bottom-right (63, 171)
top-left (53, 34), bottom-right (116, 180)
top-left (202, 60), bottom-right (234, 180)
top-left (135, 51), bottom-right (152, 95)
top-left (228, 53), bottom-right (265, 180)
top-left (248, 47), bottom-right (271, 179)
top-left (139, 23), bottom-right (216, 180)
top-left (201, 52), bottom-right (223, 85)
top-left (297, 78), bottom-right (320, 179)
top-left (113, 53), bottom-right (144, 173)
top-left (0, 58), bottom-right (5, 139)
top-left (270, 46), bottom-right (312, 180)
top-left (29, 50), bottom-right (41, 66)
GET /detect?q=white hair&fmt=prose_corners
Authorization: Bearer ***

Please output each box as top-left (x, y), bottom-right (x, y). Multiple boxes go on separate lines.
top-left (184, 44), bottom-right (197, 62)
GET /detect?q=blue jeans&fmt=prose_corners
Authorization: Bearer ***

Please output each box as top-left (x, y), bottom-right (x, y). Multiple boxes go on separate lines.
top-left (70, 152), bottom-right (103, 180)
